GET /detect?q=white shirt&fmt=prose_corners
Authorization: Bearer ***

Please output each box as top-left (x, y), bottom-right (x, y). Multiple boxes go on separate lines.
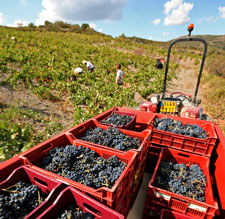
top-left (116, 69), bottom-right (123, 84)
top-left (86, 61), bottom-right (94, 70)
top-left (74, 67), bottom-right (83, 73)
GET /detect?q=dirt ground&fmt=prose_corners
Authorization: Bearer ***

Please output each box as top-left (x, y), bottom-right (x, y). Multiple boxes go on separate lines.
top-left (166, 57), bottom-right (204, 102)
top-left (0, 81), bottom-right (74, 133)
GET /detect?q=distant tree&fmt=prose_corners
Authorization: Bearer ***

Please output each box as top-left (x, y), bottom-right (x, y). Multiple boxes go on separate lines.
top-left (54, 21), bottom-right (70, 28)
top-left (81, 23), bottom-right (89, 31)
top-left (44, 20), bottom-right (53, 26)
top-left (119, 33), bottom-right (126, 38)
top-left (28, 23), bottom-right (35, 27)
top-left (71, 24), bottom-right (82, 33)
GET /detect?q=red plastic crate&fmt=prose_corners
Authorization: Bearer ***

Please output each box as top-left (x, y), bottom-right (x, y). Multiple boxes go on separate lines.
top-left (18, 133), bottom-right (137, 210)
top-left (117, 185), bottom-right (133, 217)
top-left (37, 186), bottom-right (124, 219)
top-left (91, 107), bottom-right (117, 122)
top-left (145, 144), bottom-right (161, 174)
top-left (66, 118), bottom-right (151, 172)
top-left (144, 148), bottom-right (218, 219)
top-left (92, 106), bottom-right (155, 131)
top-left (98, 110), bottom-right (136, 129)
top-left (0, 166), bottom-right (64, 219)
top-left (160, 208), bottom-right (195, 219)
top-left (115, 107), bottom-right (156, 125)
top-left (148, 114), bottom-right (218, 157)
top-left (0, 155), bottom-right (25, 182)
top-left (130, 157), bottom-right (146, 209)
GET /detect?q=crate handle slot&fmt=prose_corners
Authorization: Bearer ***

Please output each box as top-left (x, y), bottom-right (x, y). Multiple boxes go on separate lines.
top-left (83, 203), bottom-right (102, 216)
top-left (177, 153), bottom-right (190, 158)
top-left (41, 143), bottom-right (54, 153)
top-left (77, 126), bottom-right (86, 133)
top-left (34, 177), bottom-right (48, 187)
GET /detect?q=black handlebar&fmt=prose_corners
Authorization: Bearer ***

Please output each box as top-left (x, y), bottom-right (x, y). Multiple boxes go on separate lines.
top-left (162, 37), bottom-right (208, 104)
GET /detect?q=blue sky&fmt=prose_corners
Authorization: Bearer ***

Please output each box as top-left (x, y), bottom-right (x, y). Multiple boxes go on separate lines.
top-left (0, 0), bottom-right (225, 41)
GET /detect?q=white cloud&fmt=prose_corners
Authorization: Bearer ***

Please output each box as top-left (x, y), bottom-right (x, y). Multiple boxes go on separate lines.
top-left (20, 0), bottom-right (28, 6)
top-left (164, 0), bottom-right (193, 26)
top-left (218, 6), bottom-right (225, 19)
top-left (36, 0), bottom-right (127, 26)
top-left (197, 16), bottom-right (217, 24)
top-left (99, 28), bottom-right (103, 33)
top-left (7, 19), bottom-right (29, 27)
top-left (206, 16), bottom-right (216, 22)
top-left (149, 35), bottom-right (153, 40)
top-left (0, 12), bottom-right (4, 25)
top-left (163, 32), bottom-right (170, 36)
top-left (197, 17), bottom-right (205, 24)
top-left (89, 23), bottom-right (97, 29)
top-left (153, 18), bottom-right (160, 26)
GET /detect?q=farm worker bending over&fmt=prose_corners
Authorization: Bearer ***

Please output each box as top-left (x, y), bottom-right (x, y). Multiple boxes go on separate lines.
top-left (74, 67), bottom-right (83, 74)
top-left (116, 64), bottom-right (124, 85)
top-left (82, 60), bottom-right (94, 72)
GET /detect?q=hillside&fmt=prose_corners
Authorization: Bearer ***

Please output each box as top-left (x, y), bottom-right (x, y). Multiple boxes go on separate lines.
top-left (0, 26), bottom-right (174, 160)
top-left (0, 26), bottom-right (224, 161)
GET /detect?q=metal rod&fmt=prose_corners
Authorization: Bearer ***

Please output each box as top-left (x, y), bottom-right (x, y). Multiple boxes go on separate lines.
top-left (162, 37), bottom-right (207, 103)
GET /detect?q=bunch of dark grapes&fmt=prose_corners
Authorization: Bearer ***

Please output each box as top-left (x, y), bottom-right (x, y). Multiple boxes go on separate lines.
top-left (41, 145), bottom-right (127, 189)
top-left (153, 117), bottom-right (208, 139)
top-left (101, 112), bottom-right (134, 127)
top-left (0, 181), bottom-right (46, 219)
top-left (58, 205), bottom-right (94, 219)
top-left (79, 126), bottom-right (141, 151)
top-left (154, 161), bottom-right (207, 202)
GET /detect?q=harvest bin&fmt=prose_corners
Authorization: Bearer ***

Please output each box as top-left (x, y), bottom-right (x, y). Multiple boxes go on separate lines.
top-left (97, 110), bottom-right (136, 129)
top-left (92, 106), bottom-right (155, 132)
top-left (0, 155), bottom-right (25, 182)
top-left (130, 155), bottom-right (146, 209)
top-left (143, 147), bottom-right (218, 219)
top-left (148, 114), bottom-right (218, 157)
top-left (66, 118), bottom-right (151, 172)
top-left (37, 186), bottom-right (124, 219)
top-left (18, 133), bottom-right (137, 216)
top-left (0, 166), bottom-right (65, 219)
top-left (160, 208), bottom-right (195, 219)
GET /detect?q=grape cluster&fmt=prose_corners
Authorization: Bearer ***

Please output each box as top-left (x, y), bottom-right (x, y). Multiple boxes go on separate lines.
top-left (154, 161), bottom-right (207, 202)
top-left (79, 126), bottom-right (141, 151)
top-left (0, 181), bottom-right (46, 219)
top-left (58, 205), bottom-right (94, 219)
top-left (101, 112), bottom-right (134, 127)
top-left (153, 117), bottom-right (208, 139)
top-left (41, 145), bottom-right (127, 189)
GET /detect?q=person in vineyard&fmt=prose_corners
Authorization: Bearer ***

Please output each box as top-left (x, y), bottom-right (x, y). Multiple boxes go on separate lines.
top-left (116, 63), bottom-right (124, 85)
top-left (82, 60), bottom-right (95, 72)
top-left (74, 67), bottom-right (83, 74)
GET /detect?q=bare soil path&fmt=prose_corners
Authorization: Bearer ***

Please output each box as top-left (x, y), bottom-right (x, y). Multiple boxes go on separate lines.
top-left (166, 57), bottom-right (204, 102)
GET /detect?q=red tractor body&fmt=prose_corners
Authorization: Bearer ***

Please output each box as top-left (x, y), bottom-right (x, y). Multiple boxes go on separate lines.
top-left (138, 24), bottom-right (209, 120)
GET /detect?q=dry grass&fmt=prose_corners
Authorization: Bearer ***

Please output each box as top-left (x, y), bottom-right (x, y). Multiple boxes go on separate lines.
top-left (202, 73), bottom-right (225, 134)
top-left (205, 55), bottom-right (225, 78)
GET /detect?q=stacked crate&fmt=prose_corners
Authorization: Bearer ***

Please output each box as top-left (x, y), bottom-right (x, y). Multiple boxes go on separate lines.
top-left (0, 107), bottom-right (219, 218)
top-left (143, 113), bottom-right (218, 219)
